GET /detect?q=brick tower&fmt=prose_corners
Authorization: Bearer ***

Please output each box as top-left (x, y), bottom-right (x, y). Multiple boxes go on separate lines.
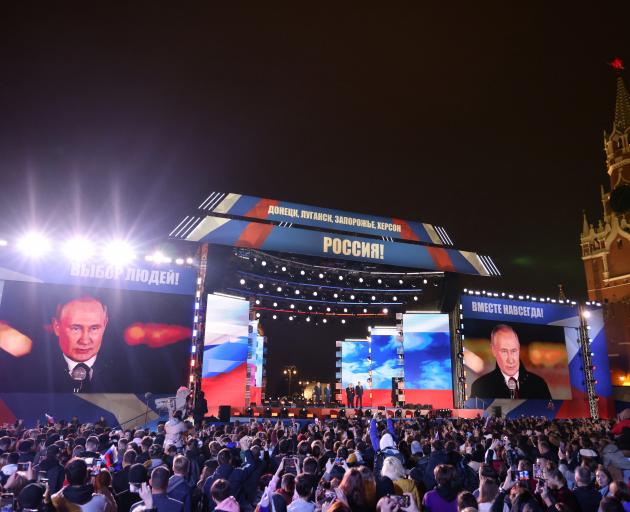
top-left (580, 59), bottom-right (630, 385)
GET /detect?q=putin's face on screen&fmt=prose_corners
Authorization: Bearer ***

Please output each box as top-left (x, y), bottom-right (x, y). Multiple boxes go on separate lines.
top-left (52, 298), bottom-right (108, 362)
top-left (490, 326), bottom-right (520, 377)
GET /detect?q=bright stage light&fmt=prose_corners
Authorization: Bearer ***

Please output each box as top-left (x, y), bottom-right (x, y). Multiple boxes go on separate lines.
top-left (322, 318), bottom-right (327, 323)
top-left (377, 279), bottom-right (382, 284)
top-left (306, 317), bottom-right (311, 322)
top-left (289, 316), bottom-right (294, 321)
top-left (358, 277), bottom-right (363, 283)
top-left (186, 257), bottom-right (194, 264)
top-left (258, 283), bottom-right (264, 289)
top-left (392, 296), bottom-right (397, 301)
top-left (333, 293), bottom-right (338, 298)
top-left (413, 296), bottom-right (418, 301)
top-left (343, 308), bottom-right (348, 313)
top-left (423, 279), bottom-right (428, 284)
top-left (277, 286), bottom-right (282, 292)
top-left (17, 232), bottom-right (51, 258)
top-left (350, 295), bottom-right (355, 300)
top-left (63, 237), bottom-right (94, 261)
top-left (240, 279), bottom-right (246, 285)
top-left (341, 319), bottom-right (346, 324)
top-left (399, 279), bottom-right (403, 284)
top-left (371, 295), bottom-right (376, 301)
top-left (338, 275), bottom-right (343, 281)
top-left (103, 240), bottom-right (135, 265)
top-left (295, 289), bottom-right (300, 295)
top-left (175, 258), bottom-right (184, 265)
top-left (261, 261), bottom-right (267, 266)
top-left (318, 273), bottom-right (324, 279)
top-left (273, 302), bottom-right (278, 307)
top-left (256, 312), bottom-right (261, 318)
top-left (255, 299), bottom-right (260, 305)
top-left (290, 304), bottom-right (295, 309)
top-left (272, 314), bottom-right (277, 319)
top-left (281, 266), bottom-right (287, 271)
top-left (326, 307), bottom-right (331, 312)
top-left (363, 308), bottom-right (367, 313)
top-left (0, 239), bottom-right (7, 247)
top-left (308, 306), bottom-right (313, 310)
top-left (300, 270), bottom-right (305, 275)
top-left (382, 308), bottom-right (389, 314)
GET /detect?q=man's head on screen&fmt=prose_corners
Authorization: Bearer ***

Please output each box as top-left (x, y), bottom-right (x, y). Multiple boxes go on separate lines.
top-left (490, 324), bottom-right (520, 377)
top-left (52, 297), bottom-right (108, 362)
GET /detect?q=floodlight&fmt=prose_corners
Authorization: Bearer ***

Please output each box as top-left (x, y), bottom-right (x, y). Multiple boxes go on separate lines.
top-left (240, 279), bottom-right (246, 285)
top-left (382, 308), bottom-right (389, 314)
top-left (186, 257), bottom-right (194, 264)
top-left (17, 232), bottom-right (51, 258)
top-left (103, 240), bottom-right (135, 265)
top-left (63, 237), bottom-right (94, 261)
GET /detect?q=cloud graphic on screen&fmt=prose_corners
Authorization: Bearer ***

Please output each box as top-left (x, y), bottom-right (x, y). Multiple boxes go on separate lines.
top-left (405, 359), bottom-right (451, 389)
top-left (371, 358), bottom-right (399, 388)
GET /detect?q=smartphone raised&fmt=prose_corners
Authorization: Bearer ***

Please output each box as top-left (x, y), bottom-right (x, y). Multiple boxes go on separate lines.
top-left (17, 462), bottom-right (31, 473)
top-left (0, 493), bottom-right (14, 512)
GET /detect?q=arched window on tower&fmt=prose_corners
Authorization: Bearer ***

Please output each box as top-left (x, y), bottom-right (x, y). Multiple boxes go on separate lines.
top-left (618, 238), bottom-right (623, 249)
top-left (617, 138), bottom-right (624, 149)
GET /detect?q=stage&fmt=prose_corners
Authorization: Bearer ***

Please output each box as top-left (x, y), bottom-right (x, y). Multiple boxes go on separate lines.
top-left (229, 405), bottom-right (484, 421)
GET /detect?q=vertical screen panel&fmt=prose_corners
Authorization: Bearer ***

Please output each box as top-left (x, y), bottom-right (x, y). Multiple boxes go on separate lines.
top-left (370, 327), bottom-right (400, 406)
top-left (403, 313), bottom-right (454, 408)
top-left (202, 294), bottom-right (250, 409)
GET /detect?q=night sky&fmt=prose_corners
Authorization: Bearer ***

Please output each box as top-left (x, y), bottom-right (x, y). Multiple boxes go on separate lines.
top-left (2, 4), bottom-right (629, 300)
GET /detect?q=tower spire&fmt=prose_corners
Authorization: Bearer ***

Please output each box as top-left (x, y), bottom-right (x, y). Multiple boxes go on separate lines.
top-left (610, 58), bottom-right (630, 132)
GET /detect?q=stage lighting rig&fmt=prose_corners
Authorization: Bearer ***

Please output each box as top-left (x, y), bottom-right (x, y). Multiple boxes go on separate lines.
top-left (103, 240), bottom-right (135, 265)
top-left (17, 232), bottom-right (51, 258)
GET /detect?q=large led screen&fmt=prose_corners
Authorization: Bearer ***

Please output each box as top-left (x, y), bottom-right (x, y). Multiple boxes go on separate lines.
top-left (0, 280), bottom-right (192, 393)
top-left (370, 327), bottom-right (401, 406)
top-left (403, 313), bottom-right (453, 408)
top-left (248, 320), bottom-right (265, 405)
top-left (202, 294), bottom-right (249, 409)
top-left (341, 339), bottom-right (371, 406)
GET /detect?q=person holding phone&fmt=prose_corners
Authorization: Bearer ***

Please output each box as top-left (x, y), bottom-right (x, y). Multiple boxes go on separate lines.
top-left (33, 445), bottom-right (64, 494)
top-left (51, 458), bottom-right (108, 512)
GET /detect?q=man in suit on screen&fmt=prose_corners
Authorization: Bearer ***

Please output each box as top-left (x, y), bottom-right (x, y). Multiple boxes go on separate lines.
top-left (470, 324), bottom-right (551, 399)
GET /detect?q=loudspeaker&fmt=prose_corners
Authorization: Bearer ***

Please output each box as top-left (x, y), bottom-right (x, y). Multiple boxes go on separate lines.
top-left (492, 406), bottom-right (502, 418)
top-left (218, 405), bottom-right (231, 423)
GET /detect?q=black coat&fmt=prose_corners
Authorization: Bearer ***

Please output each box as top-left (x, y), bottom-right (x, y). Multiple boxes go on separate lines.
top-left (469, 362), bottom-right (551, 399)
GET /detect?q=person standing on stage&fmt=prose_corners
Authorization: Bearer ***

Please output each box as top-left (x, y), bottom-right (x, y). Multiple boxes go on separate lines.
top-left (345, 383), bottom-right (354, 408)
top-left (313, 382), bottom-right (321, 404)
top-left (354, 381), bottom-right (364, 409)
top-left (323, 383), bottom-right (331, 404)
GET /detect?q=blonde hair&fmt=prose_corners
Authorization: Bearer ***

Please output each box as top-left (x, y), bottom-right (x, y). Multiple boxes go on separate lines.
top-left (381, 456), bottom-right (406, 481)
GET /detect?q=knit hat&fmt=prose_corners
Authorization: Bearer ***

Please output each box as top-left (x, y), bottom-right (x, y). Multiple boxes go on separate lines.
top-left (18, 483), bottom-right (46, 509)
top-left (380, 433), bottom-right (394, 451)
top-left (128, 463), bottom-right (148, 485)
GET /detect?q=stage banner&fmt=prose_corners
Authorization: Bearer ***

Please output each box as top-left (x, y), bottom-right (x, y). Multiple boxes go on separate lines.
top-left (202, 294), bottom-right (250, 411)
top-left (190, 192), bottom-right (452, 245)
top-left (402, 313), bottom-right (453, 409)
top-left (0, 253), bottom-right (196, 295)
top-left (460, 295), bottom-right (613, 419)
top-left (183, 215), bottom-right (491, 276)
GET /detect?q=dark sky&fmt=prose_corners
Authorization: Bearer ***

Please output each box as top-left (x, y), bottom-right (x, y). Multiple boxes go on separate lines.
top-left (1, 4), bottom-right (629, 298)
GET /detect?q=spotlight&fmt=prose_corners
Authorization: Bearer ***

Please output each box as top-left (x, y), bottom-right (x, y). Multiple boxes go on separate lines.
top-left (255, 299), bottom-right (261, 305)
top-left (175, 258), bottom-right (184, 265)
top-left (359, 277), bottom-right (364, 283)
top-left (313, 291), bottom-right (318, 296)
top-left (326, 307), bottom-right (331, 312)
top-left (63, 237), bottom-right (94, 261)
top-left (341, 319), bottom-right (346, 324)
top-left (338, 275), bottom-right (343, 281)
top-left (261, 261), bottom-right (267, 266)
top-left (273, 302), bottom-right (278, 307)
top-left (371, 296), bottom-right (376, 301)
top-left (413, 296), bottom-right (418, 301)
top-left (343, 308), bottom-right (348, 313)
top-left (272, 314), bottom-right (277, 320)
top-left (103, 240), bottom-right (135, 265)
top-left (0, 239), bottom-right (7, 247)
top-left (423, 279), bottom-right (428, 284)
top-left (17, 232), bottom-right (51, 258)
top-left (399, 279), bottom-right (403, 284)
top-left (186, 257), bottom-right (194, 264)
top-left (308, 306), bottom-right (313, 310)
top-left (277, 286), bottom-right (282, 292)
top-left (363, 308), bottom-right (367, 313)
top-left (240, 279), bottom-right (246, 285)
top-left (582, 311), bottom-right (591, 319)
top-left (295, 290), bottom-right (300, 295)
top-left (333, 293), bottom-right (338, 298)
top-left (300, 270), bottom-right (305, 275)
top-left (377, 279), bottom-right (382, 284)
top-left (323, 318), bottom-right (327, 323)
top-left (350, 295), bottom-right (355, 300)
top-left (392, 296), bottom-right (397, 301)
top-left (289, 316), bottom-right (294, 321)
top-left (382, 308), bottom-right (389, 314)
top-left (318, 273), bottom-right (324, 278)
top-left (258, 283), bottom-right (264, 289)
top-left (256, 312), bottom-right (261, 318)
top-left (281, 266), bottom-right (287, 271)
top-left (306, 317), bottom-right (311, 322)
top-left (290, 304), bottom-right (295, 309)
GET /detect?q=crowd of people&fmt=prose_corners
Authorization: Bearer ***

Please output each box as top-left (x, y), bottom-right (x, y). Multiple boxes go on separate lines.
top-left (2, 409), bottom-right (630, 512)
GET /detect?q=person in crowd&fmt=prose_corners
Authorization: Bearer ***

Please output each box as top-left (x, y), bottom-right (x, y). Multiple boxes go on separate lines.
top-left (536, 468), bottom-right (578, 510)
top-left (574, 466), bottom-right (605, 512)
top-left (423, 439), bottom-right (448, 490)
top-left (380, 457), bottom-right (421, 508)
top-left (164, 412), bottom-right (187, 452)
top-left (94, 469), bottom-right (118, 512)
top-left (17, 483), bottom-right (47, 512)
top-left (456, 491), bottom-right (478, 511)
top-left (34, 444), bottom-right (65, 494)
top-left (355, 382), bottom-right (364, 409)
top-left (52, 458), bottom-right (108, 512)
top-left (288, 473), bottom-right (316, 512)
top-left (596, 467), bottom-right (613, 498)
top-left (167, 455), bottom-right (195, 512)
top-left (131, 467), bottom-right (183, 512)
top-left (422, 464), bottom-right (460, 512)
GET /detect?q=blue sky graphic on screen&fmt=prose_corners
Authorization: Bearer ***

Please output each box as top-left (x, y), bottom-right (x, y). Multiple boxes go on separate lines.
top-left (341, 340), bottom-right (370, 387)
top-left (370, 329), bottom-right (400, 389)
top-left (403, 314), bottom-right (452, 390)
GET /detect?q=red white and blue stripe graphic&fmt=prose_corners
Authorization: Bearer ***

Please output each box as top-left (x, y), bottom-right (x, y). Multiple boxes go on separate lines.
top-left (184, 215), bottom-right (494, 276)
top-left (193, 193), bottom-right (453, 246)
